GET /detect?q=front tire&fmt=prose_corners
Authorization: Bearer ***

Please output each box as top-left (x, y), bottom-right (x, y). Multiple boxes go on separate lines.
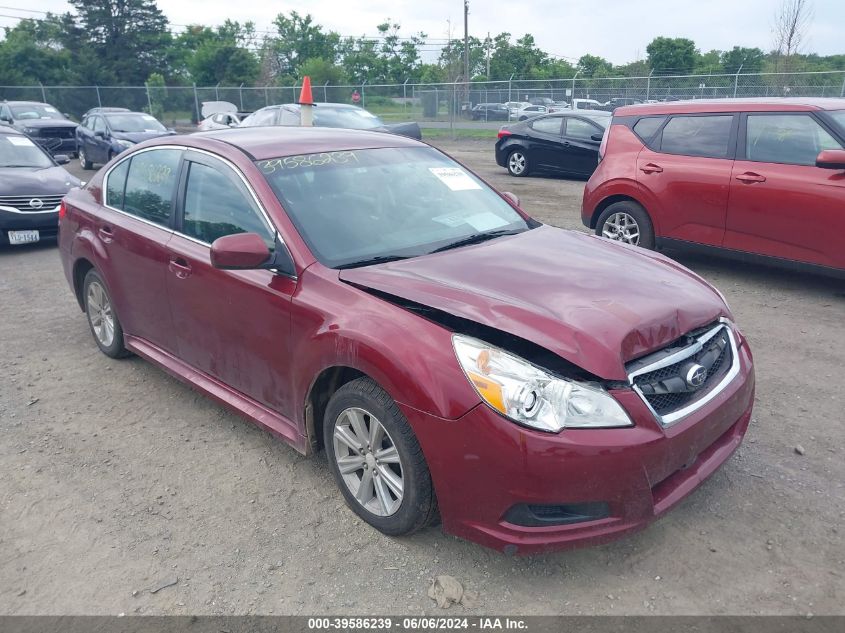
top-left (507, 149), bottom-right (529, 177)
top-left (79, 148), bottom-right (93, 170)
top-left (83, 269), bottom-right (129, 358)
top-left (595, 200), bottom-right (655, 249)
top-left (324, 377), bottom-right (438, 536)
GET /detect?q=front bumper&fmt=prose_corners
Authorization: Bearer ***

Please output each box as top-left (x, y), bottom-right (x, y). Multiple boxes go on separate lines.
top-left (31, 136), bottom-right (78, 156)
top-left (0, 209), bottom-right (59, 243)
top-left (405, 340), bottom-right (755, 554)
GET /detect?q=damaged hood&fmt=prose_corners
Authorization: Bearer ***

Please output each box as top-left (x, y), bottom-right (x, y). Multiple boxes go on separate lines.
top-left (339, 225), bottom-right (729, 380)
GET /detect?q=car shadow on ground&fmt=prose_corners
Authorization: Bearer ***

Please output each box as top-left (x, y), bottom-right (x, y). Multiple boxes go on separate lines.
top-left (0, 240), bottom-right (58, 256)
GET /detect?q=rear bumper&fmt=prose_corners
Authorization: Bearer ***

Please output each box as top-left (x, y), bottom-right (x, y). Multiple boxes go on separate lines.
top-left (405, 340), bottom-right (755, 554)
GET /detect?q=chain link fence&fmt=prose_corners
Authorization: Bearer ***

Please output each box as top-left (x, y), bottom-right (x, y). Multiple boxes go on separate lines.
top-left (2, 71), bottom-right (844, 128)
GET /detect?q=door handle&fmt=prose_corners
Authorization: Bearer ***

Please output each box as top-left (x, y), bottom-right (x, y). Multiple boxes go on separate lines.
top-left (735, 172), bottom-right (766, 183)
top-left (98, 225), bottom-right (114, 243)
top-left (639, 163), bottom-right (663, 174)
top-left (168, 256), bottom-right (192, 279)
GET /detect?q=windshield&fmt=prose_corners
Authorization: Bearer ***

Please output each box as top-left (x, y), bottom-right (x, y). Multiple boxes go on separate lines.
top-left (105, 113), bottom-right (166, 133)
top-left (828, 110), bottom-right (845, 136)
top-left (258, 147), bottom-right (532, 268)
top-left (0, 134), bottom-right (54, 168)
top-left (312, 107), bottom-right (385, 130)
top-left (10, 104), bottom-right (65, 120)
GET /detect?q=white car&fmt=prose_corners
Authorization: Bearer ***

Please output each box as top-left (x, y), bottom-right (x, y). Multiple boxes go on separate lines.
top-left (503, 101), bottom-right (529, 119)
top-left (570, 99), bottom-right (605, 111)
top-left (515, 104), bottom-right (547, 121)
top-left (197, 101), bottom-right (241, 131)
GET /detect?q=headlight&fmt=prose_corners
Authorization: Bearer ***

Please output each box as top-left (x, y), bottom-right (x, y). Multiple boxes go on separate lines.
top-left (114, 139), bottom-right (135, 150)
top-left (452, 335), bottom-right (633, 432)
top-left (23, 127), bottom-right (39, 135)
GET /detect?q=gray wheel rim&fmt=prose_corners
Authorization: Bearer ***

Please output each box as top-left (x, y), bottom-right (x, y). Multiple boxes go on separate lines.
top-left (86, 281), bottom-right (115, 347)
top-left (602, 211), bottom-right (641, 245)
top-left (79, 149), bottom-right (87, 168)
top-left (509, 152), bottom-right (526, 175)
top-left (333, 407), bottom-right (404, 517)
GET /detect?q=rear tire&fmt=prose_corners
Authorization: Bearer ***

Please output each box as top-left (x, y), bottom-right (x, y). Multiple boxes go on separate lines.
top-left (595, 201), bottom-right (655, 249)
top-left (79, 149), bottom-right (93, 170)
top-left (324, 377), bottom-right (438, 536)
top-left (507, 149), bottom-right (530, 177)
top-left (83, 269), bottom-right (129, 358)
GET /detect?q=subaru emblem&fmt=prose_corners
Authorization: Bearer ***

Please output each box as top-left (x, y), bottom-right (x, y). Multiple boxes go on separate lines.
top-left (685, 364), bottom-right (708, 389)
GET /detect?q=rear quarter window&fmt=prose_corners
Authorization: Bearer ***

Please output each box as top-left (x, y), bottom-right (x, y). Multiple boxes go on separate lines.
top-left (105, 158), bottom-right (130, 209)
top-left (633, 117), bottom-right (666, 144)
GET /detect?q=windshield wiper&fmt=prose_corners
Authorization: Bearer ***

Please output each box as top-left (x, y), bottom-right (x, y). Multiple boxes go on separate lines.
top-left (336, 254), bottom-right (411, 269)
top-left (429, 228), bottom-right (524, 254)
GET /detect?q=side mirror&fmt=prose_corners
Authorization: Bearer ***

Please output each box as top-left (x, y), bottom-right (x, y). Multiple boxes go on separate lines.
top-left (501, 191), bottom-right (520, 207)
top-left (590, 133), bottom-right (604, 142)
top-left (0, 116), bottom-right (11, 124)
top-left (54, 154), bottom-right (70, 165)
top-left (94, 130), bottom-right (106, 138)
top-left (210, 233), bottom-right (272, 270)
top-left (816, 149), bottom-right (845, 170)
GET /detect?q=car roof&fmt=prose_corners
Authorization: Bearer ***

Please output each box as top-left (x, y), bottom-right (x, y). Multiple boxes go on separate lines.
top-left (189, 125), bottom-right (422, 160)
top-left (618, 97), bottom-right (845, 116)
top-left (4, 101), bottom-right (51, 107)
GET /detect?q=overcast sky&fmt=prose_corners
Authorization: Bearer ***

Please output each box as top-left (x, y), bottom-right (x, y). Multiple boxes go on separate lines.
top-left (10, 0), bottom-right (845, 65)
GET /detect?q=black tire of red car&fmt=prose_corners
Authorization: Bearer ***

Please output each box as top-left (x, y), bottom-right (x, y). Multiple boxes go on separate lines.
top-left (507, 149), bottom-right (530, 177)
top-left (83, 269), bottom-right (130, 359)
top-left (595, 200), bottom-right (655, 249)
top-left (79, 148), bottom-right (93, 170)
top-left (323, 377), bottom-right (439, 536)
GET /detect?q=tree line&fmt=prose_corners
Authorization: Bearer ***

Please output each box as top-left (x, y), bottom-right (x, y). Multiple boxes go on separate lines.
top-left (1, 0), bottom-right (842, 88)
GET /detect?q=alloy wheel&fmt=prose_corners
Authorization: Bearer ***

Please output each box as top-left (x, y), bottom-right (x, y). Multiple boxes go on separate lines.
top-left (332, 407), bottom-right (404, 517)
top-left (79, 150), bottom-right (87, 168)
top-left (86, 281), bottom-right (115, 347)
top-left (508, 152), bottom-right (526, 175)
top-left (601, 211), bottom-right (641, 245)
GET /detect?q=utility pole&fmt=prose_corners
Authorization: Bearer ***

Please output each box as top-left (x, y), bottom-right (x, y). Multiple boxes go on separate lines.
top-left (486, 31), bottom-right (491, 79)
top-left (463, 0), bottom-right (470, 84)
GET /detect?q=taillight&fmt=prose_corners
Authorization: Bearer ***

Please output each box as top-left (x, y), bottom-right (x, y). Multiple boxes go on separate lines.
top-left (58, 200), bottom-right (67, 220)
top-left (497, 129), bottom-right (511, 139)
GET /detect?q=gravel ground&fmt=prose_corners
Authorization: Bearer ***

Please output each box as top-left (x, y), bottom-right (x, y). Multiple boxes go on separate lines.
top-left (1, 140), bottom-right (843, 616)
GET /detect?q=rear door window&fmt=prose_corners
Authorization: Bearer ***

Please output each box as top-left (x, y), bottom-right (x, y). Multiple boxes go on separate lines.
top-left (121, 149), bottom-right (182, 225)
top-left (530, 117), bottom-right (562, 135)
top-left (745, 114), bottom-right (842, 166)
top-left (660, 115), bottom-right (734, 158)
top-left (565, 117), bottom-right (601, 140)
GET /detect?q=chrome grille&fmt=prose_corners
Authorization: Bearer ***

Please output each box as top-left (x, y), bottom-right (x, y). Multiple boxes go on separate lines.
top-left (35, 127), bottom-right (76, 139)
top-left (0, 195), bottom-right (64, 212)
top-left (627, 321), bottom-right (739, 426)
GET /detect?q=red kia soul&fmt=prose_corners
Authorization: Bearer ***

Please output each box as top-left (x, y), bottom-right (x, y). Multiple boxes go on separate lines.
top-left (582, 98), bottom-right (845, 276)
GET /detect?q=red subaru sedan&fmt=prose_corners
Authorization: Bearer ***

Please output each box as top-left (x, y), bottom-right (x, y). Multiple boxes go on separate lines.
top-left (582, 98), bottom-right (845, 276)
top-left (59, 127), bottom-right (755, 554)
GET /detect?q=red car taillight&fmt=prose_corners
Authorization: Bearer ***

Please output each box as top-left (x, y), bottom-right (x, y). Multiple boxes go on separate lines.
top-left (497, 129), bottom-right (511, 139)
top-left (58, 200), bottom-right (67, 220)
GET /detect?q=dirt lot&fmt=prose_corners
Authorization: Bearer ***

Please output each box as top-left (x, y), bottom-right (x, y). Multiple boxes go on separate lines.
top-left (1, 139), bottom-right (843, 616)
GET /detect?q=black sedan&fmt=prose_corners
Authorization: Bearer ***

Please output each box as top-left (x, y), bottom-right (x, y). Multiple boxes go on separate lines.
top-left (470, 103), bottom-right (509, 121)
top-left (0, 126), bottom-right (81, 246)
top-left (495, 111), bottom-right (610, 178)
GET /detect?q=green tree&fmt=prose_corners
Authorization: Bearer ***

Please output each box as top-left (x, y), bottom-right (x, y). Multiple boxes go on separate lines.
top-left (69, 0), bottom-right (171, 84)
top-left (0, 17), bottom-right (72, 85)
top-left (145, 72), bottom-right (166, 118)
top-left (577, 54), bottom-right (612, 78)
top-left (488, 33), bottom-right (548, 80)
top-left (646, 37), bottom-right (697, 74)
top-left (176, 22), bottom-right (259, 85)
top-left (270, 11), bottom-right (340, 80)
top-left (721, 46), bottom-right (765, 73)
top-left (299, 57), bottom-right (347, 85)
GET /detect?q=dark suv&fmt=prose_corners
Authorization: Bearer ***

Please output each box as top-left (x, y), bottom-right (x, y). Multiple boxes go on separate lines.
top-left (470, 103), bottom-right (510, 121)
top-left (0, 101), bottom-right (78, 156)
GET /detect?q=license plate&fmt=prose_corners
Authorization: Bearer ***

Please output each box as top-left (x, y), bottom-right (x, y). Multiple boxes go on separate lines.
top-left (7, 230), bottom-right (40, 245)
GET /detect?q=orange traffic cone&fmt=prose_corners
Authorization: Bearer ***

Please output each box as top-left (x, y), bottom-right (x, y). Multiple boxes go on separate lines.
top-left (298, 76), bottom-right (314, 106)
